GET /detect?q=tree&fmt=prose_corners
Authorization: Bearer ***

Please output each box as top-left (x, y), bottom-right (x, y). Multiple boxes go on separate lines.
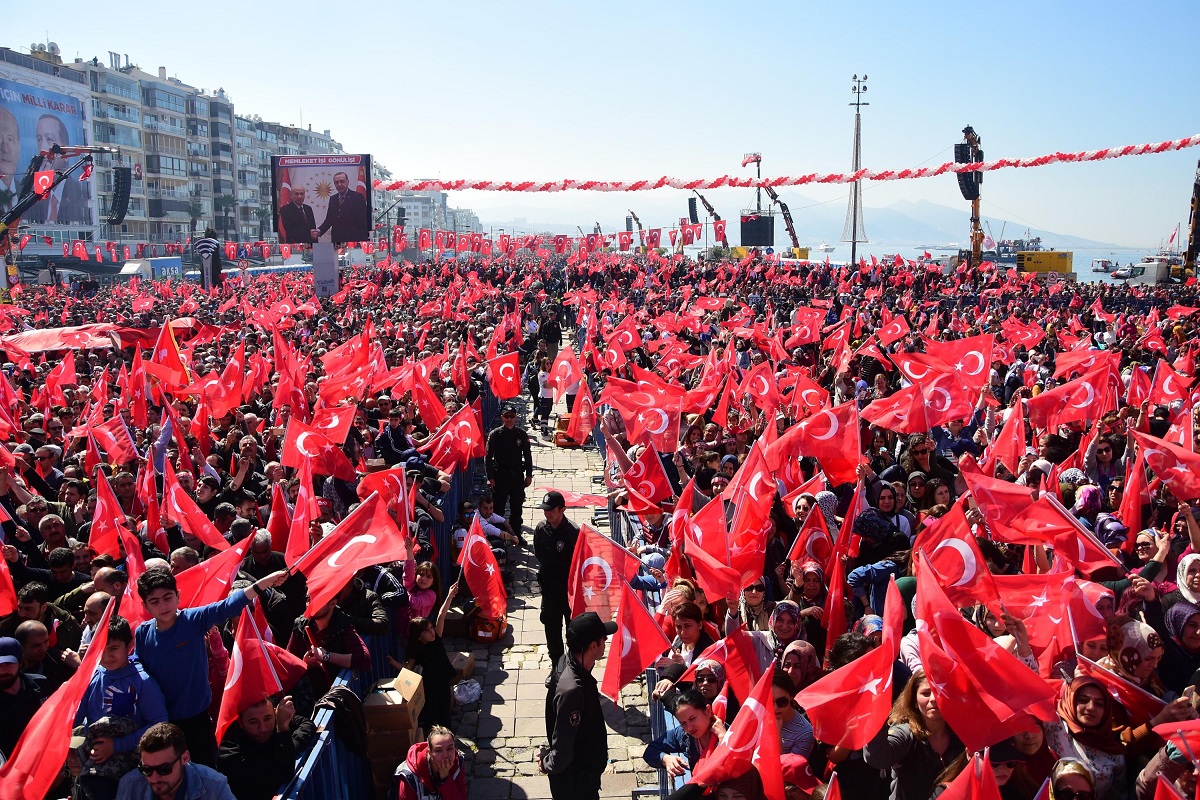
top-left (186, 198), bottom-right (205, 238)
top-left (213, 195), bottom-right (236, 240)
top-left (253, 205), bottom-right (273, 241)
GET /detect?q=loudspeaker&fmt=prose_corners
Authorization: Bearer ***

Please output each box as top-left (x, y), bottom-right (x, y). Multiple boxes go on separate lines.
top-left (740, 214), bottom-right (774, 247)
top-left (688, 197), bottom-right (699, 224)
top-left (107, 167), bottom-right (131, 225)
top-left (625, 215), bottom-right (633, 233)
top-left (954, 143), bottom-right (982, 201)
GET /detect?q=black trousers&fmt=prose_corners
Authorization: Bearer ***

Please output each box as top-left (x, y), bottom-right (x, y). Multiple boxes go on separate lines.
top-left (541, 603), bottom-right (571, 666)
top-left (549, 766), bottom-right (602, 800)
top-left (493, 477), bottom-right (526, 531)
top-left (173, 710), bottom-right (217, 767)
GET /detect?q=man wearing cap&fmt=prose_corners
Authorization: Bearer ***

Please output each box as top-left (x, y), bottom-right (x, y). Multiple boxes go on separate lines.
top-left (0, 635), bottom-right (48, 759)
top-left (534, 491), bottom-right (580, 669)
top-left (486, 405), bottom-right (533, 534)
top-left (539, 611), bottom-right (614, 800)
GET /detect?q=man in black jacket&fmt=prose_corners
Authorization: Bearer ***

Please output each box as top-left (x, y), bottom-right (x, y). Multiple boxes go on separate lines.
top-left (485, 405), bottom-right (533, 533)
top-left (218, 697), bottom-right (316, 800)
top-left (539, 612), bottom-right (614, 800)
top-left (312, 172), bottom-right (369, 244)
top-left (277, 186), bottom-right (317, 244)
top-left (533, 491), bottom-right (580, 669)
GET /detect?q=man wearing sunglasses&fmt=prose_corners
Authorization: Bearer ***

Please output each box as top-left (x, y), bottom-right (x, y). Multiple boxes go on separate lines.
top-left (116, 722), bottom-right (234, 800)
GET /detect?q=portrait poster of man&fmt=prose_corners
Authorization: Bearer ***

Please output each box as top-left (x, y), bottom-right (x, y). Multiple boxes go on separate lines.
top-left (0, 77), bottom-right (94, 226)
top-left (272, 154), bottom-right (372, 245)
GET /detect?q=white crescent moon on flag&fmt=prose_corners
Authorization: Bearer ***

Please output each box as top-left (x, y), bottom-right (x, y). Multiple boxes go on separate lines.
top-left (224, 642), bottom-right (244, 690)
top-left (724, 698), bottom-right (767, 755)
top-left (928, 387), bottom-right (952, 413)
top-left (326, 534), bottom-right (377, 568)
top-left (933, 539), bottom-right (978, 587)
top-left (644, 409), bottom-right (670, 435)
top-left (1070, 382), bottom-right (1096, 410)
top-left (806, 410), bottom-right (839, 441)
top-left (962, 351), bottom-right (985, 376)
top-left (582, 556), bottom-right (614, 591)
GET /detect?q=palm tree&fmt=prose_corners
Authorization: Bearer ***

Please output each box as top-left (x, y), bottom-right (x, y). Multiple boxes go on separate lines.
top-left (253, 205), bottom-right (273, 241)
top-left (213, 195), bottom-right (236, 240)
top-left (186, 198), bottom-right (205, 239)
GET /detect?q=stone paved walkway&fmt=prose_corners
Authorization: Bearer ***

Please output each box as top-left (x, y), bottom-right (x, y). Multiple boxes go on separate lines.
top-left (442, 405), bottom-right (660, 800)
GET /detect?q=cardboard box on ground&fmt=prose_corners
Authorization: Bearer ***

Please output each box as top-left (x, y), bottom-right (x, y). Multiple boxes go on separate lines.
top-left (451, 652), bottom-right (475, 684)
top-left (364, 668), bottom-right (427, 800)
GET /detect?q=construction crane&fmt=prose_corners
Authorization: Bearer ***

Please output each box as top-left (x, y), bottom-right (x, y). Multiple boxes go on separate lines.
top-left (628, 210), bottom-right (645, 248)
top-left (1186, 159), bottom-right (1200, 275)
top-left (762, 186), bottom-right (800, 251)
top-left (692, 191), bottom-right (728, 248)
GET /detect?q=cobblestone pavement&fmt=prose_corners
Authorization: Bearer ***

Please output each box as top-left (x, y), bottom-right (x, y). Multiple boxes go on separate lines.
top-left (443, 411), bottom-right (660, 800)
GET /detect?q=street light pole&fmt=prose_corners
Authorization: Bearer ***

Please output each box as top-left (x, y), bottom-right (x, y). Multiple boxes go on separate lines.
top-left (844, 74), bottom-right (869, 270)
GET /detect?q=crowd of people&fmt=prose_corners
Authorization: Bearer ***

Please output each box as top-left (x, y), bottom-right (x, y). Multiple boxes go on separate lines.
top-left (0, 246), bottom-right (1197, 800)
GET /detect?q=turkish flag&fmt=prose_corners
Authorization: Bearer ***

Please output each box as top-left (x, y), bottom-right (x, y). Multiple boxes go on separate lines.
top-left (419, 229), bottom-right (432, 249)
top-left (412, 372), bottom-right (449, 430)
top-left (798, 579), bottom-right (905, 749)
top-left (876, 315), bottom-right (911, 346)
top-left (919, 622), bottom-right (1045, 754)
top-left (568, 523), bottom-right (641, 619)
top-left (296, 492), bottom-right (408, 615)
top-left (281, 418), bottom-right (356, 481)
top-left (286, 460), bottom-right (320, 566)
top-left (308, 404), bottom-right (356, 446)
top-left (646, 228), bottom-right (662, 248)
top-left (623, 443), bottom-right (674, 504)
top-left (713, 218), bottom-right (727, 243)
top-left (548, 346), bottom-right (584, 402)
top-left (566, 380), bottom-right (597, 444)
top-left (161, 461), bottom-right (230, 551)
top-left (601, 581), bottom-right (672, 702)
top-left (938, 751), bottom-right (1005, 800)
top-left (457, 515), bottom-right (508, 619)
top-left (418, 404), bottom-right (485, 472)
top-left (1026, 362), bottom-right (1119, 430)
top-left (0, 553), bottom-right (18, 617)
top-left (861, 383), bottom-right (929, 433)
top-left (786, 506), bottom-right (834, 572)
top-left (86, 470), bottom-right (124, 560)
top-left (914, 501), bottom-right (1001, 610)
top-left (214, 608), bottom-right (309, 743)
top-left (1116, 453), bottom-right (1148, 551)
top-left (355, 461), bottom-right (411, 507)
top-left (0, 598), bottom-right (115, 800)
top-left (32, 169), bottom-right (54, 195)
top-left (265, 482), bottom-right (292, 554)
top-left (89, 414), bottom-right (139, 468)
top-left (985, 402), bottom-right (1026, 478)
top-left (617, 231), bottom-right (632, 251)
top-left (960, 471), bottom-right (1043, 545)
top-left (486, 352), bottom-right (522, 399)
top-left (767, 402), bottom-right (861, 488)
top-left (174, 539), bottom-right (251, 610)
top-left (1052, 349), bottom-right (1118, 380)
top-left (691, 664), bottom-right (786, 800)
top-left (146, 318), bottom-right (190, 388)
top-left (1149, 358), bottom-right (1192, 405)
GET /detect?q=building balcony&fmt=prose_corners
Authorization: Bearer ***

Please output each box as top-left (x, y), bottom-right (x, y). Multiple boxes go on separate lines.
top-left (145, 143), bottom-right (187, 158)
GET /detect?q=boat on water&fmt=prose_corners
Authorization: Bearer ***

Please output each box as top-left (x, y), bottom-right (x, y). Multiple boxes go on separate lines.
top-left (1091, 258), bottom-right (1117, 273)
top-left (995, 234), bottom-right (1042, 264)
top-left (816, 242), bottom-right (835, 253)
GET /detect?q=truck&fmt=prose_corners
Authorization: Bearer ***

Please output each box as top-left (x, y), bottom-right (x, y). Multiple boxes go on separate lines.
top-left (1016, 250), bottom-right (1074, 281)
top-left (1112, 256), bottom-right (1178, 286)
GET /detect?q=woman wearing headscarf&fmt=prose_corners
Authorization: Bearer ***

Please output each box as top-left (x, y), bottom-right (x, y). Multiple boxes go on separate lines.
top-left (780, 640), bottom-right (823, 693)
top-left (1164, 552), bottom-right (1200, 613)
top-left (1098, 615), bottom-right (1196, 752)
top-left (1048, 758), bottom-right (1098, 800)
top-left (1161, 601), bottom-right (1200, 695)
top-left (730, 599), bottom-right (805, 673)
top-left (1071, 485), bottom-right (1104, 532)
top-left (1041, 676), bottom-right (1128, 800)
top-left (785, 561), bottom-right (842, 655)
top-left (814, 490), bottom-right (841, 531)
top-left (735, 579), bottom-right (775, 632)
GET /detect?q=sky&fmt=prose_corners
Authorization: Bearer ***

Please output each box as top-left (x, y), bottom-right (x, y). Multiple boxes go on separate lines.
top-left (9, 0), bottom-right (1200, 247)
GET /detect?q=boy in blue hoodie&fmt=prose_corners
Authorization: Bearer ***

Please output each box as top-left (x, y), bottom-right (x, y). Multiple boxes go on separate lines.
top-left (74, 616), bottom-right (168, 800)
top-left (134, 564), bottom-right (288, 767)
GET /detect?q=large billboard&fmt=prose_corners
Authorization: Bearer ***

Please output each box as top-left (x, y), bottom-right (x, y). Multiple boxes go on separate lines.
top-left (0, 77), bottom-right (94, 226)
top-left (272, 154), bottom-right (372, 245)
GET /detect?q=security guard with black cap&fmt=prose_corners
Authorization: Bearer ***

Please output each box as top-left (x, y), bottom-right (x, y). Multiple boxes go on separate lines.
top-left (533, 490), bottom-right (580, 669)
top-left (485, 403), bottom-right (533, 533)
top-left (539, 611), bottom-right (615, 800)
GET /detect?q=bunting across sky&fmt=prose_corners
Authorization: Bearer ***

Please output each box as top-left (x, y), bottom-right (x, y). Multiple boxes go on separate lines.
top-left (373, 131), bottom-right (1200, 192)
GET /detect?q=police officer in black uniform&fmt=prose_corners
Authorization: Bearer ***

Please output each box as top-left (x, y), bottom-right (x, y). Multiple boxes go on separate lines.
top-left (539, 611), bottom-right (614, 800)
top-left (533, 491), bottom-right (580, 669)
top-left (485, 404), bottom-right (533, 534)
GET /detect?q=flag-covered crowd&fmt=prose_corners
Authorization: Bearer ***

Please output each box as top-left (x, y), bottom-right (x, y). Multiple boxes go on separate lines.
top-left (0, 247), bottom-right (1199, 800)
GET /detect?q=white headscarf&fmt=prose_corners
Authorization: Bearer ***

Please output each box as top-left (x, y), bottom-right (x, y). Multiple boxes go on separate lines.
top-left (1177, 553), bottom-right (1200, 604)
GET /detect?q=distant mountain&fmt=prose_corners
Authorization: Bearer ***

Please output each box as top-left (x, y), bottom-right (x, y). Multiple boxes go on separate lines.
top-left (476, 197), bottom-right (1135, 251)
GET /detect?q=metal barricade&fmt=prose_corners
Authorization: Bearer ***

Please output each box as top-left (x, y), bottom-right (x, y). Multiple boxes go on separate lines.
top-left (277, 670), bottom-right (371, 800)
